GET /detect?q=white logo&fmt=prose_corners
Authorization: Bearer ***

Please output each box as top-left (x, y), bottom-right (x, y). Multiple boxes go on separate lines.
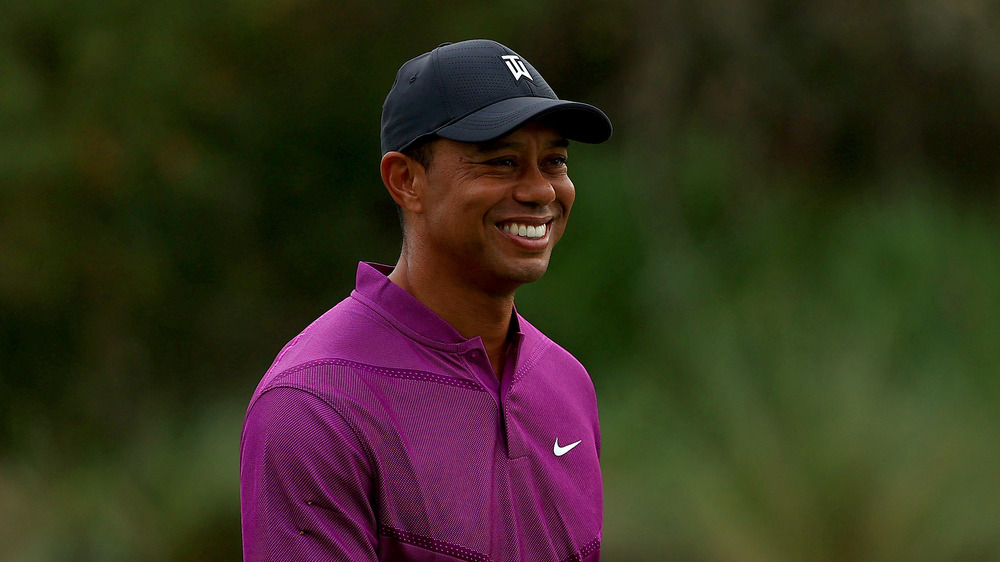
top-left (553, 438), bottom-right (582, 457)
top-left (501, 55), bottom-right (533, 81)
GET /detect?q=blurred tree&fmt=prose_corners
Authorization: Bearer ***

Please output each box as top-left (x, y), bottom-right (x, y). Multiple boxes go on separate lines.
top-left (2, 0), bottom-right (1000, 559)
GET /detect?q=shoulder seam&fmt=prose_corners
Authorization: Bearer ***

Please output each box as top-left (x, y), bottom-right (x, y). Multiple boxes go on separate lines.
top-left (271, 357), bottom-right (485, 391)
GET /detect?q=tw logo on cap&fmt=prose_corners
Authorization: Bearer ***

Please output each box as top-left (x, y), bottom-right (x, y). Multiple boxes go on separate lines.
top-left (501, 55), bottom-right (533, 81)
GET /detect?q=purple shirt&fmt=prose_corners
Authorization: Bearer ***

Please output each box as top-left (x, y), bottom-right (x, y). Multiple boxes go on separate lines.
top-left (240, 262), bottom-right (602, 561)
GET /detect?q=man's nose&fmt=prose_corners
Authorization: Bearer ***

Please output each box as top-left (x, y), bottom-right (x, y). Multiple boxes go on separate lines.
top-left (513, 164), bottom-right (556, 206)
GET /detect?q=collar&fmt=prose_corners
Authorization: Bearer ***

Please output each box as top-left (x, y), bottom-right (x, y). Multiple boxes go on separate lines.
top-left (350, 262), bottom-right (524, 354)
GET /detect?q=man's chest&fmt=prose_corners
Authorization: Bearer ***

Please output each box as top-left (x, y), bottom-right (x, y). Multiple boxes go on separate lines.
top-left (354, 372), bottom-right (602, 560)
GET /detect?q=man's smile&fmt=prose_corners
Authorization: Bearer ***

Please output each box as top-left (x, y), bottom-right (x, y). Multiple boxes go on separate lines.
top-left (497, 220), bottom-right (551, 239)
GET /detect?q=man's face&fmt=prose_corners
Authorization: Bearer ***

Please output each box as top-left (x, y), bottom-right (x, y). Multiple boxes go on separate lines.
top-left (412, 122), bottom-right (575, 295)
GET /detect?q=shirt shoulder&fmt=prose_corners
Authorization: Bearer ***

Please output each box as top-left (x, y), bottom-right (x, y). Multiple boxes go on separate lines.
top-left (515, 315), bottom-right (593, 388)
top-left (246, 291), bottom-right (488, 437)
top-left (249, 294), bottom-right (404, 396)
top-left (267, 294), bottom-right (392, 374)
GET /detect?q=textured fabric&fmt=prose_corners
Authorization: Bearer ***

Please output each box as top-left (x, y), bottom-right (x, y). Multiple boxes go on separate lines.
top-left (240, 262), bottom-right (602, 561)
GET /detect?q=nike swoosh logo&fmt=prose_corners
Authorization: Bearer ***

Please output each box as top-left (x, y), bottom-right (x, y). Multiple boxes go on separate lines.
top-left (553, 438), bottom-right (582, 457)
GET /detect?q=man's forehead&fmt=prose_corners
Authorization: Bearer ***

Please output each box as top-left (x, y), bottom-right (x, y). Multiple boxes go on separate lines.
top-left (472, 136), bottom-right (569, 154)
top-left (466, 123), bottom-right (570, 153)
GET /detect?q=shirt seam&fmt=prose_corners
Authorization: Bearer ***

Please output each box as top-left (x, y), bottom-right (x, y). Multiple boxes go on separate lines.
top-left (379, 525), bottom-right (492, 562)
top-left (559, 534), bottom-right (601, 562)
top-left (512, 337), bottom-right (551, 386)
top-left (274, 357), bottom-right (486, 392)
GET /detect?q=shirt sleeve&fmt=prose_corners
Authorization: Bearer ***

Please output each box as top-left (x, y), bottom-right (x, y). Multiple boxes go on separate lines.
top-left (240, 386), bottom-right (378, 561)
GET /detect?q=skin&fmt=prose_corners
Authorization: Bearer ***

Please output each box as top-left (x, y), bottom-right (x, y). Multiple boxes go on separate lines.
top-left (380, 121), bottom-right (575, 376)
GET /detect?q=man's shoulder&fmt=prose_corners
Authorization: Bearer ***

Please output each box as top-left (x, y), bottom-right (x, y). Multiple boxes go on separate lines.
top-left (250, 294), bottom-right (397, 397)
top-left (515, 315), bottom-right (589, 378)
top-left (269, 294), bottom-right (390, 368)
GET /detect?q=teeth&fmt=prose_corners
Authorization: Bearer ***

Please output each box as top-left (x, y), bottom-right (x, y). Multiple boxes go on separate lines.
top-left (501, 222), bottom-right (547, 239)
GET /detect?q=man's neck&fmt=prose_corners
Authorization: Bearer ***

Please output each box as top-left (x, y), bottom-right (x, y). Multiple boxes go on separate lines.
top-left (388, 254), bottom-right (515, 376)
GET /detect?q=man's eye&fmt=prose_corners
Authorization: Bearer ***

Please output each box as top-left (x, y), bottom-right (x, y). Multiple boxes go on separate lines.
top-left (490, 158), bottom-right (516, 167)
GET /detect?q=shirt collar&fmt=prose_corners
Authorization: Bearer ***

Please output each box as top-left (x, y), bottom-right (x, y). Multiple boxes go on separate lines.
top-left (351, 262), bottom-right (524, 352)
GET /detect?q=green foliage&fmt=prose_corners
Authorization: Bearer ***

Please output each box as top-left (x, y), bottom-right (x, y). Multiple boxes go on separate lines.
top-left (602, 178), bottom-right (1000, 560)
top-left (2, 0), bottom-right (1000, 559)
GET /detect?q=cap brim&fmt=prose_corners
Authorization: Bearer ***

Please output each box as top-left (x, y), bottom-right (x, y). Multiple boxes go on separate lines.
top-left (435, 97), bottom-right (612, 145)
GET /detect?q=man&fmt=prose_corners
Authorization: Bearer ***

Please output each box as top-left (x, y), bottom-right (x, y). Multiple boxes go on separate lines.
top-left (240, 39), bottom-right (612, 561)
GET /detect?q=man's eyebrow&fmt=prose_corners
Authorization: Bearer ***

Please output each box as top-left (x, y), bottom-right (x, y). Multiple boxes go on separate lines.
top-left (472, 137), bottom-right (570, 153)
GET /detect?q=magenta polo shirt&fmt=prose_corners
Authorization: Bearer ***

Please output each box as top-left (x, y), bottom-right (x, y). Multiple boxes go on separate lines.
top-left (240, 262), bottom-right (602, 561)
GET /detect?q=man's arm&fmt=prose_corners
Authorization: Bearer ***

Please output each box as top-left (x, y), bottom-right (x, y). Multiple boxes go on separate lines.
top-left (240, 386), bottom-right (377, 560)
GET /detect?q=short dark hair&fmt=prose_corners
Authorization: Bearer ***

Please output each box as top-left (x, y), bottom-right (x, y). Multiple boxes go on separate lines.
top-left (401, 136), bottom-right (436, 170)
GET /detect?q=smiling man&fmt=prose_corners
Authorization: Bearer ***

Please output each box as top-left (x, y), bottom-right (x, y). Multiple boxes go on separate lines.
top-left (240, 39), bottom-right (612, 561)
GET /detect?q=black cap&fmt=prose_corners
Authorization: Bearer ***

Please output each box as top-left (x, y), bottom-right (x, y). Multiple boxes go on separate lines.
top-left (380, 39), bottom-right (613, 154)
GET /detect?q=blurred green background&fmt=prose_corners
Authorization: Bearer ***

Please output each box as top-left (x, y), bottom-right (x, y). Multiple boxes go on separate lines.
top-left (3, 0), bottom-right (999, 560)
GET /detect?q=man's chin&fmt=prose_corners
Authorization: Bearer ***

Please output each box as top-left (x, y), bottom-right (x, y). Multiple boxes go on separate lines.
top-left (473, 259), bottom-right (551, 296)
top-left (504, 259), bottom-right (552, 286)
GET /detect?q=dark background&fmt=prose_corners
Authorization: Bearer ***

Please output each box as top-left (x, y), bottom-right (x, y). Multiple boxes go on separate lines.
top-left (3, 1), bottom-right (999, 559)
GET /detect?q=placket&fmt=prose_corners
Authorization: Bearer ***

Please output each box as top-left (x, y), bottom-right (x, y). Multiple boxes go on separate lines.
top-left (457, 333), bottom-right (527, 459)
top-left (457, 337), bottom-right (501, 396)
top-left (498, 333), bottom-right (528, 459)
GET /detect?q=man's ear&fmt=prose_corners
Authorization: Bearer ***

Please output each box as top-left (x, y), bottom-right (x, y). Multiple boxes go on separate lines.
top-left (381, 152), bottom-right (426, 214)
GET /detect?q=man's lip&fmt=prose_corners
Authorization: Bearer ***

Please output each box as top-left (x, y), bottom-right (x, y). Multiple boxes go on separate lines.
top-left (494, 217), bottom-right (553, 227)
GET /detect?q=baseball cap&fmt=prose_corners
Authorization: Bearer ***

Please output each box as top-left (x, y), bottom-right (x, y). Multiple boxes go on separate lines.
top-left (380, 39), bottom-right (613, 154)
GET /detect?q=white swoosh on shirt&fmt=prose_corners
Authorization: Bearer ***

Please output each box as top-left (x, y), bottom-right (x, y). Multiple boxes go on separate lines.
top-left (553, 438), bottom-right (582, 457)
